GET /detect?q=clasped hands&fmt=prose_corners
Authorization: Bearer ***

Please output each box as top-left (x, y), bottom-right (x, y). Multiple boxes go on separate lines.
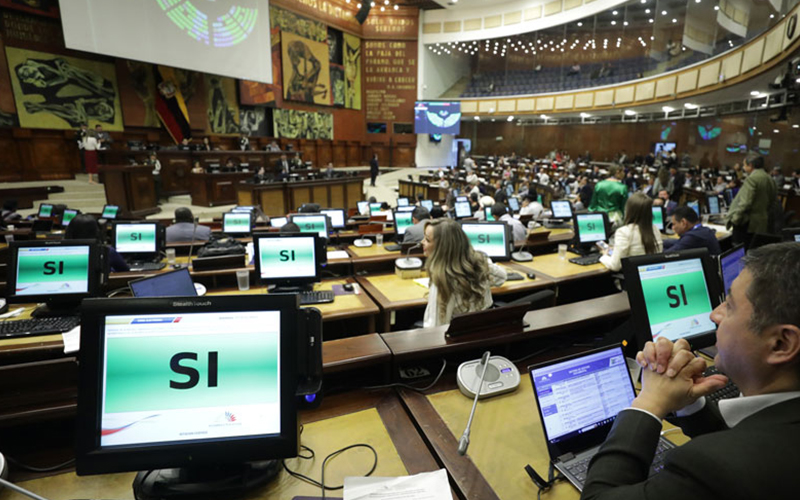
top-left (631, 337), bottom-right (729, 419)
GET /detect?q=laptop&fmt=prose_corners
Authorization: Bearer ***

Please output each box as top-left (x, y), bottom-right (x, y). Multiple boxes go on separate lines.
top-left (529, 345), bottom-right (675, 491)
top-left (129, 268), bottom-right (198, 297)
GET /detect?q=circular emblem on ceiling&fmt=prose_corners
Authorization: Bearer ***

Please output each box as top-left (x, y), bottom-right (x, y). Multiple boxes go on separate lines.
top-left (787, 14), bottom-right (797, 41)
top-left (156, 0), bottom-right (257, 47)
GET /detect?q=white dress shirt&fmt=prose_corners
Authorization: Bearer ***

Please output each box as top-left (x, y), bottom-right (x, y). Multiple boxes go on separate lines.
top-left (599, 223), bottom-right (663, 272)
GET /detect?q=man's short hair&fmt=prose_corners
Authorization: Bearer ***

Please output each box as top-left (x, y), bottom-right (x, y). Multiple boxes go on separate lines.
top-left (280, 222), bottom-right (300, 234)
top-left (298, 203), bottom-right (320, 213)
top-left (175, 207), bottom-right (194, 223)
top-left (743, 242), bottom-right (800, 334)
top-left (490, 203), bottom-right (507, 218)
top-left (470, 192), bottom-right (479, 202)
top-left (608, 164), bottom-right (620, 178)
top-left (411, 206), bottom-right (430, 222)
top-left (746, 154), bottom-right (765, 170)
top-left (430, 206), bottom-right (444, 219)
top-left (672, 205), bottom-right (699, 224)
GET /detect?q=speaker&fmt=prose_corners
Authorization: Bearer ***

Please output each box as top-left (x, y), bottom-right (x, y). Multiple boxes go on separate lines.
top-left (355, 3), bottom-right (371, 24)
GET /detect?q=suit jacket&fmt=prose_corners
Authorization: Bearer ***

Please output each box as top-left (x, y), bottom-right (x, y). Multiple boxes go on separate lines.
top-left (662, 225), bottom-right (721, 255)
top-left (166, 222), bottom-right (212, 243)
top-left (727, 169), bottom-right (778, 234)
top-left (581, 398), bottom-right (800, 500)
top-left (370, 158), bottom-right (379, 174)
top-left (403, 220), bottom-right (427, 244)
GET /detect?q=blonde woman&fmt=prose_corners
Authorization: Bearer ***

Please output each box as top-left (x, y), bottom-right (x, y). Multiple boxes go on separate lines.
top-left (599, 192), bottom-right (663, 272)
top-left (421, 219), bottom-right (507, 327)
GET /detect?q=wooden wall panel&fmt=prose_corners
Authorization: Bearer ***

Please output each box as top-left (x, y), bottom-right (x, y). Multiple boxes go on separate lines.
top-left (316, 140), bottom-right (333, 167)
top-left (300, 140), bottom-right (317, 167)
top-left (330, 184), bottom-right (345, 208)
top-left (0, 134), bottom-right (23, 182)
top-left (290, 186), bottom-right (311, 210)
top-left (346, 142), bottom-right (362, 166)
top-left (346, 182), bottom-right (363, 207)
top-left (393, 143), bottom-right (415, 168)
top-left (332, 141), bottom-right (347, 167)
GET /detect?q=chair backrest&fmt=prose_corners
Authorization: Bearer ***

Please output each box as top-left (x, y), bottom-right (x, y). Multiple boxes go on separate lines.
top-left (358, 223), bottom-right (383, 235)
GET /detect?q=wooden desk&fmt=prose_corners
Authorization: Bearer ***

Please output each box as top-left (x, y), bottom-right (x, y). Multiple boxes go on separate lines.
top-left (400, 369), bottom-right (689, 500)
top-left (97, 165), bottom-right (159, 217)
top-left (355, 264), bottom-right (555, 332)
top-left (237, 177), bottom-right (364, 216)
top-left (510, 252), bottom-right (610, 283)
top-left (189, 171), bottom-right (252, 206)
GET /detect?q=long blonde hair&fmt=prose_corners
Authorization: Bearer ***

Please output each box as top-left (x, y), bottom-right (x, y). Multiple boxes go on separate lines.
top-left (425, 219), bottom-right (490, 323)
top-left (623, 193), bottom-right (658, 254)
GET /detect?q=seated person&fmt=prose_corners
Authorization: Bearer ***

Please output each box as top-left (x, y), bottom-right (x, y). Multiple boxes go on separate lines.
top-left (421, 219), bottom-right (507, 327)
top-left (291, 152), bottom-right (304, 169)
top-left (429, 206), bottom-right (444, 219)
top-left (66, 214), bottom-right (129, 272)
top-left (165, 208), bottom-right (211, 243)
top-left (191, 160), bottom-right (205, 174)
top-left (403, 206), bottom-right (430, 244)
top-left (2, 199), bottom-right (22, 222)
top-left (653, 189), bottom-right (678, 216)
top-left (492, 203), bottom-right (527, 243)
top-left (323, 162), bottom-right (336, 178)
top-left (663, 205), bottom-right (721, 255)
top-left (475, 195), bottom-right (495, 221)
top-left (519, 194), bottom-right (543, 218)
top-left (599, 193), bottom-right (663, 272)
top-left (583, 242), bottom-right (800, 500)
top-left (280, 222), bottom-right (300, 234)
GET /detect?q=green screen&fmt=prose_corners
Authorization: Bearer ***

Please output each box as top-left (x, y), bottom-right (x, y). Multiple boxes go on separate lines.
top-left (102, 206), bottom-right (119, 218)
top-left (395, 212), bottom-right (413, 234)
top-left (259, 237), bottom-right (316, 279)
top-left (652, 207), bottom-right (663, 229)
top-left (15, 246), bottom-right (90, 295)
top-left (62, 211), bottom-right (77, 225)
top-left (104, 332), bottom-right (278, 413)
top-left (224, 213), bottom-right (251, 232)
top-left (115, 224), bottom-right (157, 253)
top-left (293, 216), bottom-right (327, 238)
top-left (640, 269), bottom-right (712, 325)
top-left (38, 205), bottom-right (52, 217)
top-left (463, 224), bottom-right (506, 258)
top-left (577, 214), bottom-right (606, 243)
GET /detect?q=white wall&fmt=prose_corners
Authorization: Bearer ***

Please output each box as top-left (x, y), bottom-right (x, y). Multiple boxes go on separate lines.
top-left (415, 134), bottom-right (455, 168)
top-left (418, 46), bottom-right (470, 100)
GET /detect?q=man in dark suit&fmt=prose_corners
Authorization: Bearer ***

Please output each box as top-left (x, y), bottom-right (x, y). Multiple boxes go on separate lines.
top-left (668, 165), bottom-right (684, 202)
top-left (582, 242), bottom-right (800, 500)
top-left (274, 154), bottom-right (291, 180)
top-left (662, 205), bottom-right (721, 255)
top-left (370, 153), bottom-right (379, 187)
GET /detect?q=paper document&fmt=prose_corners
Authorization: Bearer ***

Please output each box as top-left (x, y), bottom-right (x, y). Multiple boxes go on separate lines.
top-left (63, 326), bottom-right (81, 354)
top-left (344, 469), bottom-right (452, 500)
top-left (328, 250), bottom-right (350, 260)
top-left (413, 277), bottom-right (430, 289)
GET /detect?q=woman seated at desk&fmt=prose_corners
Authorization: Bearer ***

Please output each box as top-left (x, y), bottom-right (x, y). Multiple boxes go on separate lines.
top-left (422, 219), bottom-right (507, 327)
top-left (599, 192), bottom-right (663, 272)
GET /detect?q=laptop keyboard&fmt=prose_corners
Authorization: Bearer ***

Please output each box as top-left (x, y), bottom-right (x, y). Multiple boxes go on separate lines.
top-left (565, 439), bottom-right (674, 486)
top-left (0, 316), bottom-right (80, 339)
top-left (299, 290), bottom-right (335, 305)
top-left (704, 365), bottom-right (740, 404)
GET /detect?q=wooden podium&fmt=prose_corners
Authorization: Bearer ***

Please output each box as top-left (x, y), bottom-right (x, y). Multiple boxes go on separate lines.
top-left (99, 164), bottom-right (160, 217)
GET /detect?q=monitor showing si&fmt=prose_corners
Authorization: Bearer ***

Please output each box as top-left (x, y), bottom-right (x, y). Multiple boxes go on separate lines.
top-left (393, 210), bottom-right (414, 236)
top-left (253, 233), bottom-right (322, 287)
top-left (460, 222), bottom-right (512, 261)
top-left (289, 214), bottom-right (330, 239)
top-left (573, 213), bottom-right (609, 245)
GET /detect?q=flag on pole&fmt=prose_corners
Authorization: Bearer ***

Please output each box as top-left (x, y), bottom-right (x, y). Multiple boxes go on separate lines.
top-left (154, 66), bottom-right (191, 143)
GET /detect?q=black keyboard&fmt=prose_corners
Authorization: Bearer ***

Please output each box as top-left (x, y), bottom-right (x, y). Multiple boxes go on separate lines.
top-left (0, 316), bottom-right (80, 339)
top-left (299, 290), bottom-right (335, 305)
top-left (704, 365), bottom-right (740, 403)
top-left (384, 244), bottom-right (402, 252)
top-left (506, 272), bottom-right (524, 281)
top-left (565, 440), bottom-right (673, 486)
top-left (569, 254), bottom-right (602, 266)
top-left (129, 262), bottom-right (166, 272)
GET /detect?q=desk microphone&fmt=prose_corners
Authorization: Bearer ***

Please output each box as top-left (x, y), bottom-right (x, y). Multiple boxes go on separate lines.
top-left (457, 351), bottom-right (490, 456)
top-left (187, 217), bottom-right (198, 269)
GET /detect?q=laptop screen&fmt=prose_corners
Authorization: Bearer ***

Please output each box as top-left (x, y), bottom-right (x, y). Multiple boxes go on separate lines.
top-left (531, 346), bottom-right (633, 444)
top-left (130, 268), bottom-right (197, 297)
top-left (652, 206), bottom-right (664, 231)
top-left (707, 195), bottom-right (720, 215)
top-left (636, 257), bottom-right (717, 342)
top-left (720, 245), bottom-right (746, 296)
top-left (551, 201), bottom-right (572, 219)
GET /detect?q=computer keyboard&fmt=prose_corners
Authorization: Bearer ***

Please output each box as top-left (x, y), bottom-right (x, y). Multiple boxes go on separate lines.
top-left (384, 243), bottom-right (402, 252)
top-left (565, 440), bottom-right (673, 486)
top-left (569, 254), bottom-right (602, 266)
top-left (506, 272), bottom-right (524, 281)
top-left (128, 262), bottom-right (166, 272)
top-left (0, 316), bottom-right (80, 339)
top-left (703, 365), bottom-right (740, 403)
top-left (299, 290), bottom-right (335, 305)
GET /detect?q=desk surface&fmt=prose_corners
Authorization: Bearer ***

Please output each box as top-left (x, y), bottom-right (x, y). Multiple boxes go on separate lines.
top-left (511, 252), bottom-right (609, 282)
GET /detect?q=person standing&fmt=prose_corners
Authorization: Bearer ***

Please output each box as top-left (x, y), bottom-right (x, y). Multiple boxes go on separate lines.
top-left (589, 165), bottom-right (629, 226)
top-left (727, 155), bottom-right (778, 247)
top-left (239, 133), bottom-right (250, 151)
top-left (94, 125), bottom-right (111, 150)
top-left (370, 153), bottom-right (379, 187)
top-left (147, 153), bottom-right (163, 203)
top-left (83, 131), bottom-right (99, 184)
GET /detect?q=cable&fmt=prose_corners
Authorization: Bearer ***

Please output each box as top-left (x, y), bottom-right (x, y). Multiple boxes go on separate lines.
top-left (360, 359), bottom-right (447, 393)
top-left (282, 443), bottom-right (378, 499)
top-left (6, 457), bottom-right (75, 473)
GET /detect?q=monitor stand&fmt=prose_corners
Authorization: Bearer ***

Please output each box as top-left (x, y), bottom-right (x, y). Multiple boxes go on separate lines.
top-left (133, 461), bottom-right (281, 500)
top-left (31, 302), bottom-right (80, 318)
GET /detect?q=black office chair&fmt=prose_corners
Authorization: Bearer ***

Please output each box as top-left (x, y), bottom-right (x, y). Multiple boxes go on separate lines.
top-left (494, 289), bottom-right (556, 311)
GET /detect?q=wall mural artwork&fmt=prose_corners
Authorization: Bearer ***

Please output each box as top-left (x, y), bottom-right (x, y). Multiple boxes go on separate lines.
top-left (239, 105), bottom-right (268, 136)
top-left (330, 65), bottom-right (344, 106)
top-left (343, 32), bottom-right (361, 110)
top-left (205, 74), bottom-right (240, 134)
top-left (120, 60), bottom-right (160, 128)
top-left (239, 26), bottom-right (282, 107)
top-left (0, 33), bottom-right (19, 127)
top-left (273, 108), bottom-right (332, 140)
top-left (281, 31), bottom-right (330, 106)
top-left (269, 5), bottom-right (326, 43)
top-left (6, 47), bottom-right (123, 130)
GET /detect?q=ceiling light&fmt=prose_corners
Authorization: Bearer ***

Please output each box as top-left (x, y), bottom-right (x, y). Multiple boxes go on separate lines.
top-left (750, 90), bottom-right (762, 96)
top-left (474, 116), bottom-right (480, 121)
top-left (773, 129), bottom-right (779, 133)
top-left (580, 113), bottom-right (591, 118)
top-left (649, 18), bottom-right (654, 23)
top-left (540, 114), bottom-right (549, 119)
top-left (662, 106), bottom-right (674, 112)
top-left (370, 1), bottom-right (375, 6)
top-left (793, 124), bottom-right (799, 128)
top-left (613, 10), bottom-right (618, 15)
top-left (714, 5), bottom-right (719, 10)
top-left (577, 22), bottom-right (583, 27)
top-left (662, 10), bottom-right (667, 15)
top-left (645, 8), bottom-right (650, 13)
top-left (357, 2), bottom-right (362, 6)
top-left (684, 103), bottom-right (698, 109)
top-left (611, 21), bottom-right (616, 25)
top-left (672, 18), bottom-right (677, 23)
top-left (770, 14), bottom-right (775, 19)
top-left (507, 116), bottom-right (515, 122)
top-left (624, 21), bottom-right (629, 26)
top-left (624, 110), bottom-right (637, 116)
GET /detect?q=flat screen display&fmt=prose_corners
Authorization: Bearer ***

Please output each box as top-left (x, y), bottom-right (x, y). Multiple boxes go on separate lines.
top-left (394, 211), bottom-right (414, 235)
top-left (654, 142), bottom-right (677, 155)
top-left (38, 204), bottom-right (53, 218)
top-left (14, 245), bottom-right (90, 296)
top-left (414, 102), bottom-right (461, 135)
top-left (291, 215), bottom-right (328, 239)
top-left (551, 201), bottom-right (572, 219)
top-left (421, 200), bottom-right (433, 211)
top-left (102, 205), bottom-right (120, 219)
top-left (652, 206), bottom-right (664, 231)
top-left (130, 268), bottom-right (197, 298)
top-left (454, 201), bottom-right (472, 219)
top-left (321, 209), bottom-right (346, 229)
top-left (99, 310), bottom-right (281, 447)
top-left (484, 207), bottom-right (495, 221)
top-left (397, 197), bottom-right (409, 207)
top-left (269, 217), bottom-right (287, 228)
top-left (461, 223), bottom-right (507, 259)
top-left (223, 212), bottom-right (252, 234)
top-left (708, 195), bottom-right (720, 215)
top-left (62, 209), bottom-right (78, 227)
top-left (720, 246), bottom-right (746, 295)
top-left (575, 214), bottom-right (607, 243)
top-left (61, 0), bottom-right (273, 84)
top-left (369, 203), bottom-right (382, 215)
top-left (115, 224), bottom-right (158, 254)
top-left (637, 258), bottom-right (717, 342)
top-left (256, 236), bottom-right (316, 280)
top-left (508, 197), bottom-right (520, 212)
top-left (687, 201), bottom-right (700, 217)
top-left (357, 201), bottom-right (370, 215)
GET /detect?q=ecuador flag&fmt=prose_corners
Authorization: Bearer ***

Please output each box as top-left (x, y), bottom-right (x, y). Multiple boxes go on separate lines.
top-left (154, 66), bottom-right (191, 143)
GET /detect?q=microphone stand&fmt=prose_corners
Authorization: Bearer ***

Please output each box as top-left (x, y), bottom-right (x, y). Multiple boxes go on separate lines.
top-left (458, 351), bottom-right (491, 456)
top-left (187, 217), bottom-right (198, 270)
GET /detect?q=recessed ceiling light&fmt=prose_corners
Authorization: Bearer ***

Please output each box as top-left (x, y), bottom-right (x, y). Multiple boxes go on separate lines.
top-left (773, 129), bottom-right (779, 133)
top-left (624, 110), bottom-right (637, 116)
top-left (580, 113), bottom-right (591, 118)
top-left (793, 124), bottom-right (799, 128)
top-left (662, 106), bottom-right (674, 112)
top-left (750, 90), bottom-right (761, 96)
top-left (474, 116), bottom-right (480, 121)
top-left (684, 103), bottom-right (698, 109)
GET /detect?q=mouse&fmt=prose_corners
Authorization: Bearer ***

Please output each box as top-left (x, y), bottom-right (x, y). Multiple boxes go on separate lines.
top-left (343, 283), bottom-right (354, 292)
top-left (527, 273), bottom-right (537, 280)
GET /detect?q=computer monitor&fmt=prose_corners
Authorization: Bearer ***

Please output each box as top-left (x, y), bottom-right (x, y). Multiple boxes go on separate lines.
top-left (7, 239), bottom-right (103, 315)
top-left (687, 201), bottom-right (700, 217)
top-left (129, 268), bottom-right (197, 297)
top-left (270, 217), bottom-right (288, 228)
top-left (232, 206), bottom-right (257, 213)
top-left (782, 227), bottom-right (800, 242)
top-left (393, 210), bottom-right (414, 236)
top-left (652, 206), bottom-right (665, 232)
top-left (460, 222), bottom-right (512, 261)
top-left (454, 200), bottom-right (472, 219)
top-left (550, 200), bottom-right (573, 220)
top-left (61, 209), bottom-right (79, 227)
top-left (508, 197), bottom-right (520, 213)
top-left (75, 295), bottom-right (299, 498)
top-left (357, 201), bottom-right (370, 216)
top-left (456, 196), bottom-right (468, 203)
top-left (113, 221), bottom-right (165, 259)
top-left (622, 248), bottom-right (722, 350)
top-left (420, 200), bottom-right (434, 211)
top-left (397, 206), bottom-right (415, 212)
top-left (289, 214), bottom-right (330, 239)
top-left (223, 212), bottom-right (253, 235)
top-left (368, 202), bottom-right (382, 215)
top-left (253, 233), bottom-right (322, 288)
top-left (397, 197), bottom-right (409, 207)
top-left (719, 244), bottom-right (745, 297)
top-left (101, 205), bottom-right (120, 220)
top-left (573, 212), bottom-right (609, 245)
top-left (38, 203), bottom-right (53, 218)
top-left (321, 209), bottom-right (346, 230)
top-left (484, 207), bottom-right (496, 221)
top-left (707, 194), bottom-right (721, 215)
